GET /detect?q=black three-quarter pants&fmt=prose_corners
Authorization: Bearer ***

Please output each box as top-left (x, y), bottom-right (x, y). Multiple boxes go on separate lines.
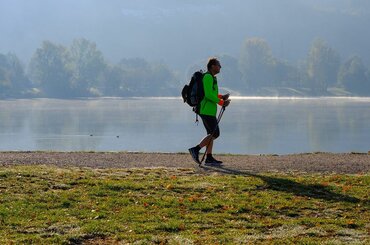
top-left (200, 114), bottom-right (220, 139)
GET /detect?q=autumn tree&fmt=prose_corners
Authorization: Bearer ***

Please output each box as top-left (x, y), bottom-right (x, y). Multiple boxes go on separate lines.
top-left (306, 39), bottom-right (340, 93)
top-left (28, 41), bottom-right (72, 98)
top-left (0, 53), bottom-right (31, 98)
top-left (68, 38), bottom-right (107, 96)
top-left (239, 38), bottom-right (276, 90)
top-left (338, 56), bottom-right (370, 95)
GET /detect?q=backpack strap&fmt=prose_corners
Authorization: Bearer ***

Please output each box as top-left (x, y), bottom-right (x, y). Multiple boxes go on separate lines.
top-left (193, 106), bottom-right (199, 124)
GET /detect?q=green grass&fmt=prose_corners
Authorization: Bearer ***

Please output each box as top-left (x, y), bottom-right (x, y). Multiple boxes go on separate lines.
top-left (0, 165), bottom-right (369, 244)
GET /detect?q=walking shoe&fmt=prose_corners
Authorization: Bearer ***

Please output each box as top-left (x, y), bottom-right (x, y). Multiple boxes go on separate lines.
top-left (205, 156), bottom-right (223, 165)
top-left (188, 147), bottom-right (201, 165)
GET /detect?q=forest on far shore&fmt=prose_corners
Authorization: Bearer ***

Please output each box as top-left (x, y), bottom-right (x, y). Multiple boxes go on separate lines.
top-left (1, 37), bottom-right (370, 99)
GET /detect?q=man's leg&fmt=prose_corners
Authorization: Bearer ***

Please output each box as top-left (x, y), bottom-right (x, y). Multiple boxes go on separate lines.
top-left (199, 134), bottom-right (213, 150)
top-left (189, 115), bottom-right (220, 165)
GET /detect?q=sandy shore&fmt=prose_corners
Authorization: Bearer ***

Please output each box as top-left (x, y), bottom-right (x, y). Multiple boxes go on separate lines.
top-left (0, 151), bottom-right (369, 174)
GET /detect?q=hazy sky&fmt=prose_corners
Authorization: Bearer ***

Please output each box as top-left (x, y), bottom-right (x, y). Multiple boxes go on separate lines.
top-left (1, 0), bottom-right (369, 70)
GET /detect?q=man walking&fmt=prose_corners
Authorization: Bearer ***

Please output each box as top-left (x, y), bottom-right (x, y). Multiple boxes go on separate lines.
top-left (189, 58), bottom-right (230, 165)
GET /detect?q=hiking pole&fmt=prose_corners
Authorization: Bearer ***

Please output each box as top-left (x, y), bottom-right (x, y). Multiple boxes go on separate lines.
top-left (200, 106), bottom-right (226, 164)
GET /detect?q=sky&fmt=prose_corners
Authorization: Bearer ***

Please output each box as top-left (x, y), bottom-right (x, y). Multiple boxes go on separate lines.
top-left (1, 0), bottom-right (369, 71)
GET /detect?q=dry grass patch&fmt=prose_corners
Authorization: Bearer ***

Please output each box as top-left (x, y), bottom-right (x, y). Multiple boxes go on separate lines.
top-left (0, 165), bottom-right (368, 244)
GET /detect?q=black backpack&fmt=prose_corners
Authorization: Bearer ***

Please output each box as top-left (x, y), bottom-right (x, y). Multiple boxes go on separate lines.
top-left (181, 70), bottom-right (205, 114)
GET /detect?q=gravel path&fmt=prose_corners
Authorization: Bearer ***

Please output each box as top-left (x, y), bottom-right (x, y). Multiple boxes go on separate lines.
top-left (0, 151), bottom-right (369, 174)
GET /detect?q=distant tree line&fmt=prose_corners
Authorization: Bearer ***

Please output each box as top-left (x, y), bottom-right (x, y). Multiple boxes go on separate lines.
top-left (0, 53), bottom-right (32, 98)
top-left (1, 37), bottom-right (370, 98)
top-left (1, 38), bottom-right (179, 99)
top-left (219, 38), bottom-right (370, 96)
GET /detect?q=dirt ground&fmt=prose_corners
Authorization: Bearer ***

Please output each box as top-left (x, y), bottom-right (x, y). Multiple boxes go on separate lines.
top-left (0, 151), bottom-right (369, 174)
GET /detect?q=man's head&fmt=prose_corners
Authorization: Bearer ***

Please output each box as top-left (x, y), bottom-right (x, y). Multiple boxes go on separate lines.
top-left (207, 57), bottom-right (221, 75)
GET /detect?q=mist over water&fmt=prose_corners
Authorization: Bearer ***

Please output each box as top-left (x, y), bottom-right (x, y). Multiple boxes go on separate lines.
top-left (1, 0), bottom-right (370, 68)
top-left (0, 98), bottom-right (369, 154)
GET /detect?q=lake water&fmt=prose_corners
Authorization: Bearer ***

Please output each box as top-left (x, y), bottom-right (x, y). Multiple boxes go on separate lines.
top-left (0, 97), bottom-right (369, 154)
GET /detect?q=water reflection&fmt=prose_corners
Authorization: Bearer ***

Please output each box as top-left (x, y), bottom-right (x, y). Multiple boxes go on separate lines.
top-left (0, 98), bottom-right (369, 154)
top-left (219, 98), bottom-right (370, 153)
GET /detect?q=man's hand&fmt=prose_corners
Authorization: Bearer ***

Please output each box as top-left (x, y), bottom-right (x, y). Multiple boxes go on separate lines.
top-left (223, 99), bottom-right (231, 107)
top-left (222, 93), bottom-right (230, 100)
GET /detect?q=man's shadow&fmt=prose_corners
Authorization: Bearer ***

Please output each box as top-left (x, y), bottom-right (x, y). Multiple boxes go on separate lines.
top-left (200, 165), bottom-right (363, 204)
